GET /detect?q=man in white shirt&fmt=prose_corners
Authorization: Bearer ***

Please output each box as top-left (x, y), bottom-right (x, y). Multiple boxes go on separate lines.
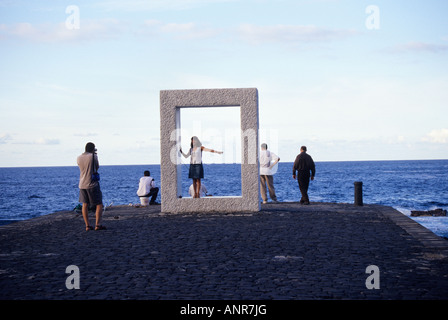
top-left (137, 170), bottom-right (159, 205)
top-left (259, 143), bottom-right (280, 203)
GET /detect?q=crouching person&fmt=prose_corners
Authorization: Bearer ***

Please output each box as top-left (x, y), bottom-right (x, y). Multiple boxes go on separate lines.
top-left (137, 170), bottom-right (159, 205)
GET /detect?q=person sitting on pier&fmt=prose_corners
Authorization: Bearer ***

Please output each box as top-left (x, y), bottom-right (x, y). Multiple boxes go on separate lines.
top-left (137, 170), bottom-right (159, 205)
top-left (188, 183), bottom-right (211, 198)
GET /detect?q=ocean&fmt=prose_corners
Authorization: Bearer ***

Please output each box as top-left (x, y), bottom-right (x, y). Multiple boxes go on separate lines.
top-left (0, 160), bottom-right (447, 237)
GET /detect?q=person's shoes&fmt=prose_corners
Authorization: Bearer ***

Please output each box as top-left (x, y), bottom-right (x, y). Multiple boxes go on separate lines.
top-left (150, 202), bottom-right (160, 205)
top-left (95, 225), bottom-right (107, 231)
top-left (262, 201), bottom-right (267, 204)
top-left (304, 201), bottom-right (310, 205)
top-left (85, 226), bottom-right (93, 231)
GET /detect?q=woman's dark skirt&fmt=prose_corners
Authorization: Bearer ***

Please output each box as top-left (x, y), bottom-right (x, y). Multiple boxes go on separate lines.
top-left (189, 163), bottom-right (204, 179)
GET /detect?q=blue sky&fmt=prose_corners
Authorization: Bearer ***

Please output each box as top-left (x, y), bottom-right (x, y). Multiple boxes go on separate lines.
top-left (1, 0), bottom-right (447, 166)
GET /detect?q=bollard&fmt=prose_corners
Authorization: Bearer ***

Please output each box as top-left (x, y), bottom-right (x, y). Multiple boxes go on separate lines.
top-left (354, 181), bottom-right (363, 206)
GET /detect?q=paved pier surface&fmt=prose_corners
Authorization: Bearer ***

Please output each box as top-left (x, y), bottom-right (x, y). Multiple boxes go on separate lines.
top-left (1, 202), bottom-right (447, 300)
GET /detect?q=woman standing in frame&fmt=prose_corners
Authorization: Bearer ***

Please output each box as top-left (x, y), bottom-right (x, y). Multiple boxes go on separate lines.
top-left (180, 136), bottom-right (223, 198)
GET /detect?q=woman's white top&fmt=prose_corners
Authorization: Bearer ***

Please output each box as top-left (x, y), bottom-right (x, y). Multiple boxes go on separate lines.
top-left (190, 147), bottom-right (202, 164)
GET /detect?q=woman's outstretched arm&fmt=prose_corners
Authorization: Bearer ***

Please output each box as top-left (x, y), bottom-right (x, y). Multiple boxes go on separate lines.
top-left (201, 146), bottom-right (223, 154)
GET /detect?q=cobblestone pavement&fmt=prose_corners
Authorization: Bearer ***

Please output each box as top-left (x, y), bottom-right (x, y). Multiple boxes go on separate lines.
top-left (1, 202), bottom-right (447, 300)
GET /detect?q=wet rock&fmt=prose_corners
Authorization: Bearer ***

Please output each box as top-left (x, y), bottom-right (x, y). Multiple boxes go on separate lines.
top-left (410, 208), bottom-right (447, 217)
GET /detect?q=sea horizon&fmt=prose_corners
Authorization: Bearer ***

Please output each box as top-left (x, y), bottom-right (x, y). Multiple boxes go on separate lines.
top-left (1, 157), bottom-right (448, 169)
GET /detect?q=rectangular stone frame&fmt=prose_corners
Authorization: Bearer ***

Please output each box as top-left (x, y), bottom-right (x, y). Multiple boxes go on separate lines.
top-left (160, 88), bottom-right (260, 213)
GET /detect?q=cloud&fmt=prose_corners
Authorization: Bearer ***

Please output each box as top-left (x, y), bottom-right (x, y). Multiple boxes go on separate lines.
top-left (11, 138), bottom-right (61, 145)
top-left (140, 20), bottom-right (220, 40)
top-left (0, 133), bottom-right (12, 144)
top-left (74, 133), bottom-right (99, 137)
top-left (33, 138), bottom-right (60, 145)
top-left (423, 129), bottom-right (448, 144)
top-left (160, 22), bottom-right (219, 39)
top-left (2, 18), bottom-right (224, 42)
top-left (0, 19), bottom-right (128, 43)
top-left (93, 0), bottom-right (237, 12)
top-left (1, 18), bottom-right (356, 45)
top-left (391, 42), bottom-right (448, 54)
top-left (138, 21), bottom-right (356, 43)
top-left (237, 24), bottom-right (358, 45)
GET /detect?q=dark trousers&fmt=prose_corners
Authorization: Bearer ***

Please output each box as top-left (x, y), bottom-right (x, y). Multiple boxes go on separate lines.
top-left (142, 187), bottom-right (159, 204)
top-left (297, 173), bottom-right (310, 203)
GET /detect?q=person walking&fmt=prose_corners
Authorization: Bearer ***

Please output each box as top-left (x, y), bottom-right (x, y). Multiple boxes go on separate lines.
top-left (77, 142), bottom-right (105, 230)
top-left (259, 143), bottom-right (280, 203)
top-left (180, 136), bottom-right (223, 198)
top-left (292, 146), bottom-right (315, 205)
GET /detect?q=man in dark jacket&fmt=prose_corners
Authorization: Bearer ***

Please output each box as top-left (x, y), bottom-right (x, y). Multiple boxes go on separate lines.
top-left (292, 146), bottom-right (315, 205)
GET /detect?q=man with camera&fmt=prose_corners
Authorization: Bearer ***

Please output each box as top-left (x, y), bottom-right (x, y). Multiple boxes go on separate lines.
top-left (77, 142), bottom-right (105, 231)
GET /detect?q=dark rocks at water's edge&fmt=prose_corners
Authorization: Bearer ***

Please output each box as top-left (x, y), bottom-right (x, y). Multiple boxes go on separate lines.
top-left (410, 208), bottom-right (447, 217)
